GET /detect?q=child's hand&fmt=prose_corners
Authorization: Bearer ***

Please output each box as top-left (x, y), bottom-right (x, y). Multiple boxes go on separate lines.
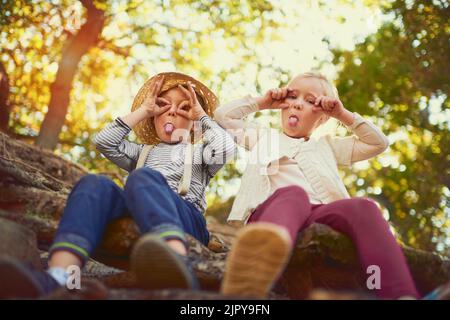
top-left (176, 82), bottom-right (207, 121)
top-left (256, 87), bottom-right (294, 110)
top-left (312, 95), bottom-right (346, 119)
top-left (140, 75), bottom-right (171, 117)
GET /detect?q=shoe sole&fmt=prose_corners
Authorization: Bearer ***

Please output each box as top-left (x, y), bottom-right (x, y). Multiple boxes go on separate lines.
top-left (130, 235), bottom-right (194, 290)
top-left (221, 222), bottom-right (292, 298)
top-left (0, 258), bottom-right (43, 299)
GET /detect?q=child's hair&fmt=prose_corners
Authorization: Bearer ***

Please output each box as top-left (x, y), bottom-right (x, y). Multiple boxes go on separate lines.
top-left (289, 71), bottom-right (339, 99)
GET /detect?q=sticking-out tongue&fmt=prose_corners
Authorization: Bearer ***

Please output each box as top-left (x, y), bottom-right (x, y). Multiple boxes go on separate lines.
top-left (288, 116), bottom-right (299, 127)
top-left (164, 123), bottom-right (174, 134)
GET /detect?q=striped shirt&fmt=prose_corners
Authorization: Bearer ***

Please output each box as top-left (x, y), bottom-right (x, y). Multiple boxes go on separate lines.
top-left (92, 115), bottom-right (236, 212)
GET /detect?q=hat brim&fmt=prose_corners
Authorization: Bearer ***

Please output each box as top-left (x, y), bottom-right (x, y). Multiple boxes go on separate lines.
top-left (131, 72), bottom-right (219, 145)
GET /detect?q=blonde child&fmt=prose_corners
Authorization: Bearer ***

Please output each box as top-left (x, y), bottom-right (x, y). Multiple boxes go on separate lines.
top-left (214, 72), bottom-right (421, 300)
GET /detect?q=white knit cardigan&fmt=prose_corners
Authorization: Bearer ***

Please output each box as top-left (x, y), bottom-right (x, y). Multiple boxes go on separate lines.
top-left (214, 96), bottom-right (390, 226)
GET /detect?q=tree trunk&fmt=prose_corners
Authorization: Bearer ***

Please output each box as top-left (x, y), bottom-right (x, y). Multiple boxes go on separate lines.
top-left (35, 0), bottom-right (105, 150)
top-left (0, 61), bottom-right (10, 132)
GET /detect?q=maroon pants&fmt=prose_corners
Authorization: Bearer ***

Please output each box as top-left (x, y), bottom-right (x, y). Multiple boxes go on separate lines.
top-left (248, 185), bottom-right (420, 299)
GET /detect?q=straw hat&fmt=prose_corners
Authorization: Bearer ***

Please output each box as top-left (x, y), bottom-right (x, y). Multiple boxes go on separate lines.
top-left (131, 72), bottom-right (219, 145)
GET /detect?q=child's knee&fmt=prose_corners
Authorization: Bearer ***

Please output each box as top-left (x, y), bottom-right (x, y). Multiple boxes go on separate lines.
top-left (76, 174), bottom-right (115, 190)
top-left (274, 185), bottom-right (310, 203)
top-left (345, 198), bottom-right (385, 226)
top-left (354, 198), bottom-right (380, 214)
top-left (125, 167), bottom-right (164, 189)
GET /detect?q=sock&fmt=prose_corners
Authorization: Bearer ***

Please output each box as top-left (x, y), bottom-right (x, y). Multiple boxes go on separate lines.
top-left (47, 267), bottom-right (69, 286)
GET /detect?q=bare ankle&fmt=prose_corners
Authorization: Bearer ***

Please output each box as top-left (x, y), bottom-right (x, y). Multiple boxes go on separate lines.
top-left (166, 239), bottom-right (187, 256)
top-left (48, 250), bottom-right (82, 270)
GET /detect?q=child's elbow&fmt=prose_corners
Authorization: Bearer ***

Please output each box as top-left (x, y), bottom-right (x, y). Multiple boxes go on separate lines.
top-left (371, 135), bottom-right (389, 157)
top-left (92, 133), bottom-right (101, 148)
top-left (92, 133), bottom-right (108, 152)
top-left (213, 107), bottom-right (227, 126)
top-left (380, 135), bottom-right (390, 152)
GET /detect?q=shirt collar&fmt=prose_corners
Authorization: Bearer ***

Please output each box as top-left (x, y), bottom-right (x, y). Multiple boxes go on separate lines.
top-left (280, 131), bottom-right (309, 146)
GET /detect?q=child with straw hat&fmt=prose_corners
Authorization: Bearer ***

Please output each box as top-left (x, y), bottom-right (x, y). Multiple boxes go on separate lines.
top-left (0, 72), bottom-right (236, 298)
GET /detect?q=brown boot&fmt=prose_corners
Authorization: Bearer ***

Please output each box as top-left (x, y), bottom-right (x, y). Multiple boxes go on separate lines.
top-left (221, 222), bottom-right (292, 298)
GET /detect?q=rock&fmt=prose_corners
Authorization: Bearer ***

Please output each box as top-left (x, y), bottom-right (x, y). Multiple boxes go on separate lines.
top-left (186, 234), bottom-right (227, 291)
top-left (0, 209), bottom-right (58, 249)
top-left (402, 246), bottom-right (450, 295)
top-left (280, 224), bottom-right (450, 299)
top-left (0, 131), bottom-right (87, 186)
top-left (0, 217), bottom-right (41, 270)
top-left (40, 251), bottom-right (124, 279)
top-left (40, 250), bottom-right (134, 290)
top-left (42, 279), bottom-right (110, 300)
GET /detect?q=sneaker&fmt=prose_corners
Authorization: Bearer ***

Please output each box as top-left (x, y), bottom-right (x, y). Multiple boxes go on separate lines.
top-left (130, 234), bottom-right (199, 290)
top-left (221, 222), bottom-right (292, 298)
top-left (0, 257), bottom-right (61, 299)
top-left (422, 282), bottom-right (450, 300)
top-left (175, 253), bottom-right (200, 290)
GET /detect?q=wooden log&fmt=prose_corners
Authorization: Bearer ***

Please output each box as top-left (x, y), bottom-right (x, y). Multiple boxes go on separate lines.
top-left (0, 217), bottom-right (42, 270)
top-left (0, 131), bottom-right (87, 186)
top-left (0, 134), bottom-right (449, 299)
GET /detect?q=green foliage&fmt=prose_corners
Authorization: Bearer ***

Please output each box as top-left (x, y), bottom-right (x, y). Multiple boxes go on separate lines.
top-left (205, 195), bottom-right (236, 224)
top-left (1, 0), bottom-right (280, 176)
top-left (333, 0), bottom-right (449, 253)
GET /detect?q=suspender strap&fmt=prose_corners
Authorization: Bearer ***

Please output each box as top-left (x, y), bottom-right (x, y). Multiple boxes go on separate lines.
top-left (135, 143), bottom-right (193, 196)
top-left (178, 143), bottom-right (193, 195)
top-left (136, 144), bottom-right (154, 169)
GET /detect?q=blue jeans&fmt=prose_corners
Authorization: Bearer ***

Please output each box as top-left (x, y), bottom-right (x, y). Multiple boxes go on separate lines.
top-left (49, 167), bottom-right (209, 265)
